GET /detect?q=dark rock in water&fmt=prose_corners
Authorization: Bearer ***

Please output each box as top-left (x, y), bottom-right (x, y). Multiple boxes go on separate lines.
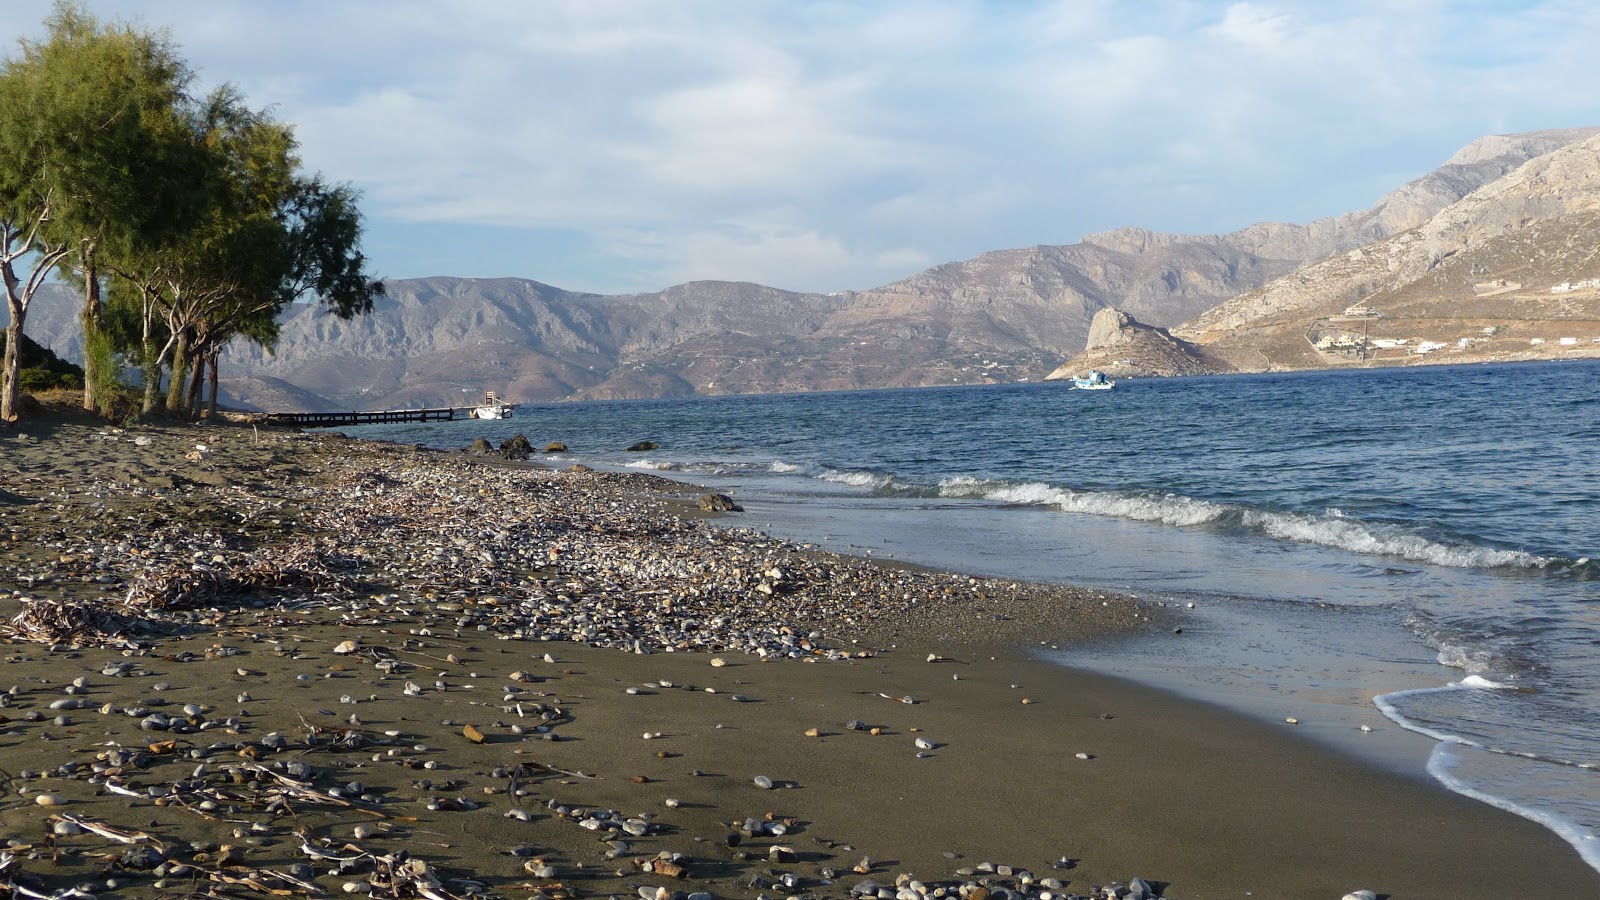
top-left (545, 442), bottom-right (567, 453)
top-left (499, 434), bottom-right (534, 459)
top-left (625, 440), bottom-right (658, 452)
top-left (466, 437), bottom-right (493, 455)
top-left (698, 493), bottom-right (743, 512)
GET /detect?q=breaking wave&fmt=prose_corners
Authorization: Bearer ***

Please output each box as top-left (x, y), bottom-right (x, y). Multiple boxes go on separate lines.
top-left (768, 459), bottom-right (907, 493)
top-left (934, 476), bottom-right (1546, 570)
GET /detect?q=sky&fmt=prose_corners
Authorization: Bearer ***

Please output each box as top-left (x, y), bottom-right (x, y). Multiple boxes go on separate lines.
top-left (5, 1), bottom-right (1600, 296)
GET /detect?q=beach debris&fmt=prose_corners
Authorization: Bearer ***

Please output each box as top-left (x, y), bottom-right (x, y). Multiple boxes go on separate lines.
top-left (753, 775), bottom-right (775, 789)
top-left (1285, 716), bottom-right (1300, 725)
top-left (1342, 892), bottom-right (1379, 900)
top-left (462, 724), bottom-right (487, 743)
top-left (48, 814), bottom-right (159, 845)
top-left (914, 737), bottom-right (936, 750)
top-left (1075, 752), bottom-right (1094, 760)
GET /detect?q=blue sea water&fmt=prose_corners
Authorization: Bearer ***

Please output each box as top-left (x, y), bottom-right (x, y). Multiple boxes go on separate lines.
top-left (341, 360), bottom-right (1600, 872)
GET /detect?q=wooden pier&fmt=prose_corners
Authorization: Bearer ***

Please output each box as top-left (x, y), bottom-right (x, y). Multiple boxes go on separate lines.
top-left (262, 407), bottom-right (464, 428)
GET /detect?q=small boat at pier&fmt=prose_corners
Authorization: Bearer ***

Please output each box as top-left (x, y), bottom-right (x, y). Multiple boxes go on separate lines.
top-left (470, 390), bottom-right (516, 419)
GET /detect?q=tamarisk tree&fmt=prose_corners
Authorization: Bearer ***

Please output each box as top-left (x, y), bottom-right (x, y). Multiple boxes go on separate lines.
top-left (111, 87), bottom-right (381, 417)
top-left (0, 2), bottom-right (198, 422)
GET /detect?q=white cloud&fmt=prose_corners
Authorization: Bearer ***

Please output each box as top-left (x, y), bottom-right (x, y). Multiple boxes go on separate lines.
top-left (2, 1), bottom-right (1599, 291)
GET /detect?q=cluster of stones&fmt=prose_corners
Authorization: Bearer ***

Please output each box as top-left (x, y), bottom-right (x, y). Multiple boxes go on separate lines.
top-left (0, 437), bottom-right (1138, 657)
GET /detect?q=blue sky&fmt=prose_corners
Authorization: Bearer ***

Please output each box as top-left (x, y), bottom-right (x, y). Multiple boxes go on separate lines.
top-left (5, 1), bottom-right (1600, 295)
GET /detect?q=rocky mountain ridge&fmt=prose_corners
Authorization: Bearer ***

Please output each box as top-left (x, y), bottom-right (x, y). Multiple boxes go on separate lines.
top-left (13, 127), bottom-right (1600, 409)
top-left (1179, 131), bottom-right (1600, 372)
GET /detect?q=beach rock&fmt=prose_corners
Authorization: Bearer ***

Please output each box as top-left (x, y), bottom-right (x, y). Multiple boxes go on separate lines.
top-left (499, 434), bottom-right (534, 459)
top-left (625, 441), bottom-right (658, 452)
top-left (466, 437), bottom-right (493, 455)
top-left (769, 845), bottom-right (798, 863)
top-left (544, 442), bottom-right (567, 453)
top-left (698, 493), bottom-right (743, 512)
top-left (1341, 893), bottom-right (1378, 900)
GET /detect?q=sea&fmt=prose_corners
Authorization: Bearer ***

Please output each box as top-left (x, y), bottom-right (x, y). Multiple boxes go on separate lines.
top-left (338, 359), bottom-right (1600, 873)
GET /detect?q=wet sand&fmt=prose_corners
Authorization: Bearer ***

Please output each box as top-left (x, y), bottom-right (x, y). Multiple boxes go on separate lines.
top-left (1, 402), bottom-right (1596, 899)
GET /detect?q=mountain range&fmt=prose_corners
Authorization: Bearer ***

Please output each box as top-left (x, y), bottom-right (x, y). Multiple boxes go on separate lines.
top-left (16, 127), bottom-right (1600, 411)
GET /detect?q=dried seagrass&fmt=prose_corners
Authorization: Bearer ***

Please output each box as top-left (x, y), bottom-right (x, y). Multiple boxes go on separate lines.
top-left (0, 597), bottom-right (137, 648)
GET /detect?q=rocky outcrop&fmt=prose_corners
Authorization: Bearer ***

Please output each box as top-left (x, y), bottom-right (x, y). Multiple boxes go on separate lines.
top-left (1045, 308), bottom-right (1233, 380)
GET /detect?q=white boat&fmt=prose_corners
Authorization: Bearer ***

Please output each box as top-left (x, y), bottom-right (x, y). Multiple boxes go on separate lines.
top-left (1072, 370), bottom-right (1115, 390)
top-left (469, 390), bottom-right (516, 419)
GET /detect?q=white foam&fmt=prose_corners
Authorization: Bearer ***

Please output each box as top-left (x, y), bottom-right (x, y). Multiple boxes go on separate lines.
top-left (1244, 509), bottom-right (1545, 569)
top-left (624, 459), bottom-right (678, 471)
top-left (1426, 740), bottom-right (1600, 873)
top-left (937, 477), bottom-right (1228, 527)
top-left (768, 460), bottom-right (807, 475)
top-left (1376, 681), bottom-right (1600, 873)
top-left (818, 469), bottom-right (895, 490)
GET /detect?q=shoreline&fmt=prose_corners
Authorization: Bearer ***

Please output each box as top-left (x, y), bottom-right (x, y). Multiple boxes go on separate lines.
top-left (2, 407), bottom-right (1597, 899)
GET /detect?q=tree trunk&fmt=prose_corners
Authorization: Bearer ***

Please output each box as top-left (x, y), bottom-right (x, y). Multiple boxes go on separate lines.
top-left (1, 310), bottom-right (20, 424)
top-left (186, 347), bottom-right (205, 417)
top-left (165, 328), bottom-right (190, 412)
top-left (141, 334), bottom-right (163, 416)
top-left (80, 248), bottom-right (100, 412)
top-left (205, 348), bottom-right (221, 419)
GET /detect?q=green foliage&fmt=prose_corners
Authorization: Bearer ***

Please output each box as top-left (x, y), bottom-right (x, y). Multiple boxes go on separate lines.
top-left (83, 316), bottom-right (125, 415)
top-left (0, 1), bottom-right (200, 255)
top-left (0, 2), bottom-right (380, 421)
top-left (18, 366), bottom-right (82, 391)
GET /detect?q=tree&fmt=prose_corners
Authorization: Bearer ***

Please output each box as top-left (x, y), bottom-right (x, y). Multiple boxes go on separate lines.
top-left (110, 88), bottom-right (382, 416)
top-left (0, 2), bottom-right (198, 422)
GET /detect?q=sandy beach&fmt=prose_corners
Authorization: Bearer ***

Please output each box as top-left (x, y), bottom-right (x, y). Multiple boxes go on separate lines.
top-left (2, 402), bottom-right (1596, 900)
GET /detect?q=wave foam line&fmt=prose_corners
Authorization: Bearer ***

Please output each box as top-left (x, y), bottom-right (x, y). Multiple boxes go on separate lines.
top-left (1426, 740), bottom-right (1600, 874)
top-left (1376, 681), bottom-right (1600, 874)
top-left (939, 476), bottom-right (1226, 526)
top-left (936, 477), bottom-right (1547, 569)
top-left (1375, 681), bottom-right (1586, 770)
top-left (769, 460), bottom-right (903, 492)
top-left (624, 459), bottom-right (680, 471)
